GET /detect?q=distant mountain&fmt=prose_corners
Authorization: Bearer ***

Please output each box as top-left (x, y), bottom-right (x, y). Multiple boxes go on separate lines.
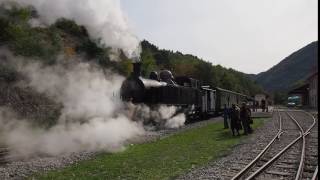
top-left (252, 41), bottom-right (318, 92)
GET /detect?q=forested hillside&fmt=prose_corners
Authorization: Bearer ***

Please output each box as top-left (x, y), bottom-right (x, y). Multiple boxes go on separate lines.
top-left (140, 41), bottom-right (263, 96)
top-left (0, 5), bottom-right (262, 102)
top-left (253, 41), bottom-right (318, 92)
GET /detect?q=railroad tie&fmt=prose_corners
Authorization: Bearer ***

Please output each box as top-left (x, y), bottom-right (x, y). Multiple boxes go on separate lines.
top-left (266, 170), bottom-right (292, 176)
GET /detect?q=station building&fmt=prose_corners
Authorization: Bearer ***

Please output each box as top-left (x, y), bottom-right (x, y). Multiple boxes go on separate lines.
top-left (288, 84), bottom-right (309, 106)
top-left (288, 71), bottom-right (318, 109)
top-left (307, 72), bottom-right (318, 109)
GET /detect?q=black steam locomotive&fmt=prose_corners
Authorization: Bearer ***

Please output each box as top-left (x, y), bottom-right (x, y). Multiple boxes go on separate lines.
top-left (120, 63), bottom-right (249, 120)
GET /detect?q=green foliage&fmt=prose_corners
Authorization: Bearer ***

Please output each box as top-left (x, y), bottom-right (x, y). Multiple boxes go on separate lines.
top-left (54, 18), bottom-right (88, 38)
top-left (6, 24), bottom-right (62, 64)
top-left (140, 48), bottom-right (157, 76)
top-left (33, 119), bottom-right (265, 179)
top-left (0, 17), bottom-right (10, 42)
top-left (0, 5), bottom-right (63, 64)
top-left (7, 6), bottom-right (32, 22)
top-left (115, 58), bottom-right (132, 76)
top-left (77, 39), bottom-right (105, 58)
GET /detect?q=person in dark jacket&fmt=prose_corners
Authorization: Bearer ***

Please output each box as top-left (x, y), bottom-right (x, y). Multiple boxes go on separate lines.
top-left (261, 99), bottom-right (266, 112)
top-left (223, 104), bottom-right (229, 129)
top-left (240, 102), bottom-right (252, 135)
top-left (230, 104), bottom-right (240, 136)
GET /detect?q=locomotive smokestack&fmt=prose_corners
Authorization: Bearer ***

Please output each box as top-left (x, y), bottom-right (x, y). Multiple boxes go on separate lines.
top-left (132, 62), bottom-right (142, 78)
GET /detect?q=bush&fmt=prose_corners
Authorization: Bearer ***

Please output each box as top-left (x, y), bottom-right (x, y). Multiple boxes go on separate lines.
top-left (7, 6), bottom-right (32, 22)
top-left (54, 18), bottom-right (88, 38)
top-left (6, 24), bottom-right (62, 64)
top-left (0, 17), bottom-right (10, 42)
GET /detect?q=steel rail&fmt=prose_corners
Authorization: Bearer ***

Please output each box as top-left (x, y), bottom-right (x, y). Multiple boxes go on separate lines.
top-left (311, 166), bottom-right (318, 180)
top-left (303, 111), bottom-right (317, 135)
top-left (286, 112), bottom-right (306, 180)
top-left (231, 108), bottom-right (283, 180)
top-left (304, 111), bottom-right (318, 180)
top-left (245, 110), bottom-right (316, 180)
top-left (245, 133), bottom-right (304, 180)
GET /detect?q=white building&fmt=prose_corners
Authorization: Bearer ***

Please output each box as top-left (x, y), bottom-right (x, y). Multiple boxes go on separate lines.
top-left (255, 93), bottom-right (267, 107)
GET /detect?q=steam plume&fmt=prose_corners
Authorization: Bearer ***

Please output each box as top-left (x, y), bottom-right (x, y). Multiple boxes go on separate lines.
top-left (0, 56), bottom-right (146, 157)
top-left (1, 0), bottom-right (141, 59)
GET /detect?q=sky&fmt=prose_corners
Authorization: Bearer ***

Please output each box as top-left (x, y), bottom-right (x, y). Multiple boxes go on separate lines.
top-left (120, 0), bottom-right (318, 74)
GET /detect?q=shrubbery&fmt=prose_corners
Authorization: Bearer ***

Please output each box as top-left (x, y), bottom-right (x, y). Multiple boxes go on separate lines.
top-left (0, 6), bottom-right (62, 64)
top-left (54, 18), bottom-right (88, 38)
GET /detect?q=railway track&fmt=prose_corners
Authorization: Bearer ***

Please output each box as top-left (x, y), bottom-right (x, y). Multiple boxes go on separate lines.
top-left (231, 109), bottom-right (317, 180)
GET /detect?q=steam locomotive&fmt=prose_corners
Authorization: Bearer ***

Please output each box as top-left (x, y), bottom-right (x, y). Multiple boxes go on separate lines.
top-left (120, 63), bottom-right (250, 121)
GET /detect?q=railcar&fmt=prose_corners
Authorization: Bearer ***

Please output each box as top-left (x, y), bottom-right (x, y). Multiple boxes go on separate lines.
top-left (213, 87), bottom-right (248, 113)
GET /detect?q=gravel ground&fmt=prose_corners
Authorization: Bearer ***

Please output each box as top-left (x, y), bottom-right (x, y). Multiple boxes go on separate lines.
top-left (0, 116), bottom-right (224, 180)
top-left (0, 151), bottom-right (96, 180)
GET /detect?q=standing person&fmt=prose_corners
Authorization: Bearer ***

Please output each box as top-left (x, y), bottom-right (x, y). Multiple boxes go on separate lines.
top-left (253, 101), bottom-right (257, 112)
top-left (223, 104), bottom-right (229, 129)
top-left (230, 104), bottom-right (240, 136)
top-left (266, 100), bottom-right (269, 112)
top-left (261, 99), bottom-right (266, 112)
top-left (251, 101), bottom-right (255, 112)
top-left (247, 105), bottom-right (253, 133)
top-left (240, 102), bottom-right (251, 135)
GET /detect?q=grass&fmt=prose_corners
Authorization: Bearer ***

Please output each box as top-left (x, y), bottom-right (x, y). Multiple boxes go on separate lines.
top-left (32, 118), bottom-right (266, 180)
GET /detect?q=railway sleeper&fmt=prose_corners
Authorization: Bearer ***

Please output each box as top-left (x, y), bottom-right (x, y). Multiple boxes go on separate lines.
top-left (304, 162), bottom-right (318, 168)
top-left (303, 165), bottom-right (318, 173)
top-left (279, 159), bottom-right (299, 165)
top-left (265, 170), bottom-right (292, 176)
top-left (302, 172), bottom-right (317, 179)
top-left (274, 164), bottom-right (297, 169)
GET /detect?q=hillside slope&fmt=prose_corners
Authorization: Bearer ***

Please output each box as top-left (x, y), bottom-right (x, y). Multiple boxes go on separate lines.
top-left (254, 41), bottom-right (318, 92)
top-left (0, 5), bottom-right (263, 126)
top-left (140, 40), bottom-right (263, 96)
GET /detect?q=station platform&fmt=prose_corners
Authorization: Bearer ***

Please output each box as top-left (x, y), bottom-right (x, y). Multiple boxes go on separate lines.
top-left (251, 108), bottom-right (273, 118)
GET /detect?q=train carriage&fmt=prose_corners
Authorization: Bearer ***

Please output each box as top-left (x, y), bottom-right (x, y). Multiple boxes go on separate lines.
top-left (213, 87), bottom-right (247, 114)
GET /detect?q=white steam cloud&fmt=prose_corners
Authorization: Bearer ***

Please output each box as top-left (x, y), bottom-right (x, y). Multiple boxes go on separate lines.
top-left (133, 104), bottom-right (186, 129)
top-left (140, 78), bottom-right (167, 88)
top-left (0, 58), bottom-right (146, 157)
top-left (2, 0), bottom-right (141, 59)
top-left (0, 52), bottom-right (185, 158)
top-left (0, 108), bottom-right (144, 157)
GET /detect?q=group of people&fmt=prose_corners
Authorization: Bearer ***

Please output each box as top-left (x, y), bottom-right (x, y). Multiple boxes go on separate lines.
top-left (223, 103), bottom-right (253, 136)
